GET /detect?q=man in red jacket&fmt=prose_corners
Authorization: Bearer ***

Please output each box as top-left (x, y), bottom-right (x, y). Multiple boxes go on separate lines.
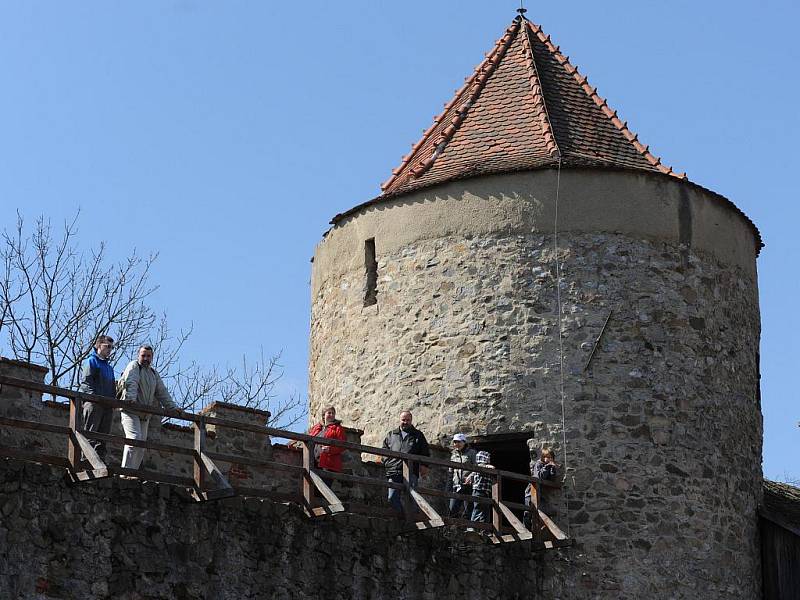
top-left (308, 405), bottom-right (347, 474)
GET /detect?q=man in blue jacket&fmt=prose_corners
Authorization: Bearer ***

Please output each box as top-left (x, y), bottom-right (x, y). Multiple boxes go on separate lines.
top-left (79, 335), bottom-right (116, 459)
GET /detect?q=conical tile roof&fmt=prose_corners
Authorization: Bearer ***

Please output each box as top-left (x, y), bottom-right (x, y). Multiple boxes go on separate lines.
top-left (379, 15), bottom-right (684, 197)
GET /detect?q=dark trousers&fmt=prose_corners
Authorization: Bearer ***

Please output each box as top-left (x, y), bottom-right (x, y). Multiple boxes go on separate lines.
top-left (471, 491), bottom-right (491, 523)
top-left (387, 472), bottom-right (418, 515)
top-left (82, 401), bottom-right (113, 458)
top-left (448, 485), bottom-right (473, 518)
top-left (523, 495), bottom-right (533, 529)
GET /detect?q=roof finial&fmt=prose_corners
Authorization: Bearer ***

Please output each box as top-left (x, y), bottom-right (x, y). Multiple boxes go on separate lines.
top-left (517, 1), bottom-right (527, 18)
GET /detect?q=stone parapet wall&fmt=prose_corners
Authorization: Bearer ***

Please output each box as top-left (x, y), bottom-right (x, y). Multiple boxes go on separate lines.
top-left (0, 460), bottom-right (561, 600)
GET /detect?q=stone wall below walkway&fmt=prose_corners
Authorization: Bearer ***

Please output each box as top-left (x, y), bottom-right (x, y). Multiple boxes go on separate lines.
top-left (0, 460), bottom-right (557, 600)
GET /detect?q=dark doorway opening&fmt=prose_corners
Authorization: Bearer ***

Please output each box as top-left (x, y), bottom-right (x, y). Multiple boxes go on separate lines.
top-left (470, 432), bottom-right (532, 507)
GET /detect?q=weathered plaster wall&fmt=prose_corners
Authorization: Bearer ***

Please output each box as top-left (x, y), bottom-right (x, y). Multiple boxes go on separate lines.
top-left (313, 170), bottom-right (759, 296)
top-left (308, 170), bottom-right (763, 598)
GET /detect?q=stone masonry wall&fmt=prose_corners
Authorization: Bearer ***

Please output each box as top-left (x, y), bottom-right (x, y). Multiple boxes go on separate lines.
top-left (309, 227), bottom-right (763, 598)
top-left (0, 460), bottom-right (564, 600)
top-left (0, 361), bottom-right (564, 600)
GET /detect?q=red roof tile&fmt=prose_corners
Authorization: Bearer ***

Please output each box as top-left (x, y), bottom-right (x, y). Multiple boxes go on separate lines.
top-left (380, 15), bottom-right (683, 197)
top-left (331, 14), bottom-right (761, 253)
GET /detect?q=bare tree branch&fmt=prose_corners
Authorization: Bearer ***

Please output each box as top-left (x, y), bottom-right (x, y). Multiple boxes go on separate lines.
top-left (0, 211), bottom-right (302, 424)
top-left (167, 349), bottom-right (304, 428)
top-left (0, 211), bottom-right (163, 391)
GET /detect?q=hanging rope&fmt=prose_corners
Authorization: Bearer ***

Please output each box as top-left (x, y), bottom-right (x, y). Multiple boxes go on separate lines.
top-left (551, 157), bottom-right (572, 536)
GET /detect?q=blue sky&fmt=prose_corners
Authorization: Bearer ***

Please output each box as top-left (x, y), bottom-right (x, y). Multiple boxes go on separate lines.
top-left (0, 1), bottom-right (796, 481)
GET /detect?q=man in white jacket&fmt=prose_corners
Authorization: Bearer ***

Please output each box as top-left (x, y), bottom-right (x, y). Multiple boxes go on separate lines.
top-left (118, 344), bottom-right (177, 470)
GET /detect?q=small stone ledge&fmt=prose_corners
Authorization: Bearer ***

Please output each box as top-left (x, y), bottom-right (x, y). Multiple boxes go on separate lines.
top-left (0, 357), bottom-right (49, 374)
top-left (199, 401), bottom-right (271, 419)
top-left (161, 422), bottom-right (217, 439)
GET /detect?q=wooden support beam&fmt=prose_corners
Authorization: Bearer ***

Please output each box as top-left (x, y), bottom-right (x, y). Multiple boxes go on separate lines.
top-left (492, 500), bottom-right (532, 542)
top-left (538, 509), bottom-right (568, 541)
top-left (409, 488), bottom-right (444, 529)
top-left (189, 452), bottom-right (234, 502)
top-left (307, 469), bottom-right (344, 515)
top-left (200, 452), bottom-right (233, 490)
top-left (69, 430), bottom-right (108, 479)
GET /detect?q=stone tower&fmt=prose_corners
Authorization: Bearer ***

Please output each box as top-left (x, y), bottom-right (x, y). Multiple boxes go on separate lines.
top-left (309, 13), bottom-right (763, 598)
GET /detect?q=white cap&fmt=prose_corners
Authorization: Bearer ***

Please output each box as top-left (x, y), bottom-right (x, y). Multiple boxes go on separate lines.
top-left (452, 433), bottom-right (468, 443)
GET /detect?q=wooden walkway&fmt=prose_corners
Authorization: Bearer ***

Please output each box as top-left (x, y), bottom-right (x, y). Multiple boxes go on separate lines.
top-left (0, 373), bottom-right (570, 549)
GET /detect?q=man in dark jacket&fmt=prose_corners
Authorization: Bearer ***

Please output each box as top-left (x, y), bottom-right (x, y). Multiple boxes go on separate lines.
top-left (79, 335), bottom-right (116, 458)
top-left (382, 410), bottom-right (430, 514)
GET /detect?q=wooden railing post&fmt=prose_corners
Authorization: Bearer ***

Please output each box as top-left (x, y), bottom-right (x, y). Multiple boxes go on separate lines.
top-left (302, 440), bottom-right (315, 512)
top-left (532, 480), bottom-right (542, 540)
top-left (68, 393), bottom-right (83, 470)
top-left (401, 458), bottom-right (414, 521)
top-left (193, 417), bottom-right (206, 492)
top-left (189, 414), bottom-right (233, 502)
top-left (491, 473), bottom-right (502, 535)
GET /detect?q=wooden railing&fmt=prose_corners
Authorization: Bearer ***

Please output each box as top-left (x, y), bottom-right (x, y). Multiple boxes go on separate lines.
top-left (0, 373), bottom-right (569, 548)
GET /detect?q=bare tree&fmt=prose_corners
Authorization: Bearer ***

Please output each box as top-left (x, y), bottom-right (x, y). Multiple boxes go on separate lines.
top-left (0, 211), bottom-right (303, 427)
top-left (0, 211), bottom-right (159, 389)
top-left (169, 350), bottom-right (304, 428)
